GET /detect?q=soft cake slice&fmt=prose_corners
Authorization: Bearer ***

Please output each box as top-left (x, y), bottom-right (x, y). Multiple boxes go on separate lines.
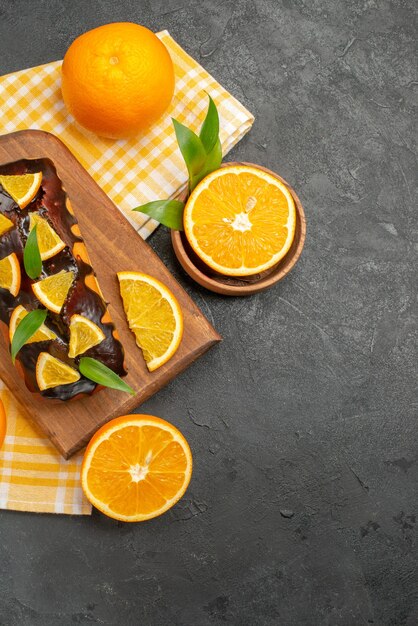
top-left (0, 157), bottom-right (127, 401)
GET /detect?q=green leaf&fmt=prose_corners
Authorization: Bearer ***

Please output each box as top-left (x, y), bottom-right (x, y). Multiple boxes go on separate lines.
top-left (172, 118), bottom-right (207, 183)
top-left (199, 95), bottom-right (220, 155)
top-left (133, 200), bottom-right (185, 230)
top-left (190, 138), bottom-right (223, 191)
top-left (79, 357), bottom-right (135, 396)
top-left (11, 308), bottom-right (48, 363)
top-left (24, 224), bottom-right (42, 280)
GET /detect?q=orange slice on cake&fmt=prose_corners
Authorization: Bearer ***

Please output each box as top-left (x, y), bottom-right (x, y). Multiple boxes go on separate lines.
top-left (9, 305), bottom-right (56, 344)
top-left (0, 172), bottom-right (42, 209)
top-left (0, 253), bottom-right (21, 296)
top-left (32, 270), bottom-right (74, 314)
top-left (36, 352), bottom-right (80, 390)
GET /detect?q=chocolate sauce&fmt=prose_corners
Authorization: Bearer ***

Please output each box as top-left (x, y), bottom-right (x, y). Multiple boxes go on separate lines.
top-left (0, 158), bottom-right (127, 400)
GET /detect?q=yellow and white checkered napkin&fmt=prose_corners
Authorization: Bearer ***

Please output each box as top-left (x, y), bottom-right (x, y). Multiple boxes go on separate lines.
top-left (0, 30), bottom-right (254, 514)
top-left (0, 381), bottom-right (90, 514)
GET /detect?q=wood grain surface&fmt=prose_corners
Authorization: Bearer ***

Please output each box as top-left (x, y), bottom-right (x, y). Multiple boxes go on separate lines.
top-left (0, 130), bottom-right (221, 459)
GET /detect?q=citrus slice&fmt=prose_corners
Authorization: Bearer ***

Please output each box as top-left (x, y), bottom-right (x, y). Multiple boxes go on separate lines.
top-left (0, 399), bottom-right (6, 449)
top-left (68, 314), bottom-right (106, 358)
top-left (9, 305), bottom-right (57, 344)
top-left (36, 352), bottom-right (80, 390)
top-left (0, 253), bottom-right (21, 296)
top-left (32, 270), bottom-right (74, 314)
top-left (29, 213), bottom-right (66, 260)
top-left (117, 272), bottom-right (183, 372)
top-left (81, 414), bottom-right (193, 522)
top-left (0, 214), bottom-right (14, 236)
top-left (183, 165), bottom-right (297, 276)
top-left (0, 172), bottom-right (42, 209)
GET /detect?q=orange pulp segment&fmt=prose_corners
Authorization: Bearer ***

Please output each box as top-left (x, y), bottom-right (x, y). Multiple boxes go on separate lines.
top-left (0, 214), bottom-right (14, 237)
top-left (183, 165), bottom-right (297, 276)
top-left (32, 270), bottom-right (74, 314)
top-left (36, 352), bottom-right (80, 390)
top-left (117, 271), bottom-right (183, 372)
top-left (68, 314), bottom-right (105, 358)
top-left (81, 414), bottom-right (193, 522)
top-left (0, 172), bottom-right (42, 209)
top-left (9, 305), bottom-right (57, 344)
top-left (0, 253), bottom-right (21, 297)
top-left (29, 213), bottom-right (66, 261)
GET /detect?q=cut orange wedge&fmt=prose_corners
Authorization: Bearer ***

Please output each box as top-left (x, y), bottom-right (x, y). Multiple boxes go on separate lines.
top-left (9, 305), bottom-right (57, 344)
top-left (29, 213), bottom-right (66, 261)
top-left (36, 352), bottom-right (80, 391)
top-left (68, 314), bottom-right (105, 358)
top-left (0, 253), bottom-right (21, 297)
top-left (117, 272), bottom-right (183, 372)
top-left (183, 165), bottom-right (297, 276)
top-left (0, 214), bottom-right (14, 237)
top-left (0, 172), bottom-right (42, 209)
top-left (0, 399), bottom-right (6, 449)
top-left (81, 414), bottom-right (193, 522)
top-left (32, 270), bottom-right (74, 314)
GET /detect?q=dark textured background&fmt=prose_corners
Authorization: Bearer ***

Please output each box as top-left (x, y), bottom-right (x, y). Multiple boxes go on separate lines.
top-left (0, 1), bottom-right (417, 624)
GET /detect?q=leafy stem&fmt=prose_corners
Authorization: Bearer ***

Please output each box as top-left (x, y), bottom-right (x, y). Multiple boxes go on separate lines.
top-left (133, 199), bottom-right (184, 230)
top-left (133, 94), bottom-right (222, 230)
top-left (79, 357), bottom-right (135, 396)
top-left (24, 223), bottom-right (42, 280)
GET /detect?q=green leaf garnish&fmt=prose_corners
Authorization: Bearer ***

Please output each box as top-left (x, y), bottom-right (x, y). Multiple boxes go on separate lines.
top-left (133, 199), bottom-right (185, 230)
top-left (190, 137), bottom-right (223, 191)
top-left (79, 357), bottom-right (135, 396)
top-left (199, 95), bottom-right (220, 155)
top-left (24, 224), bottom-right (42, 280)
top-left (133, 95), bottom-right (223, 229)
top-left (172, 118), bottom-right (207, 186)
top-left (11, 308), bottom-right (48, 363)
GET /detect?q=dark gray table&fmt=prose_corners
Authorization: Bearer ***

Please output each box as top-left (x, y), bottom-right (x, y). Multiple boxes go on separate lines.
top-left (0, 1), bottom-right (417, 624)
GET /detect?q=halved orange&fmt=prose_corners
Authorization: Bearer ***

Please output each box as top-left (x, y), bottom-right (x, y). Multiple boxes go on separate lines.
top-left (9, 305), bottom-right (57, 344)
top-left (36, 352), bottom-right (80, 390)
top-left (29, 213), bottom-right (66, 261)
top-left (183, 165), bottom-right (297, 276)
top-left (32, 270), bottom-right (74, 314)
top-left (68, 314), bottom-right (105, 358)
top-left (0, 172), bottom-right (42, 209)
top-left (81, 414), bottom-right (193, 522)
top-left (117, 272), bottom-right (183, 372)
top-left (0, 253), bottom-right (21, 297)
top-left (0, 214), bottom-right (14, 237)
top-left (0, 399), bottom-right (6, 449)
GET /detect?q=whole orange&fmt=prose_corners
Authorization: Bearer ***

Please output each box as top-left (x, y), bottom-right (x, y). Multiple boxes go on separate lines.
top-left (61, 22), bottom-right (175, 139)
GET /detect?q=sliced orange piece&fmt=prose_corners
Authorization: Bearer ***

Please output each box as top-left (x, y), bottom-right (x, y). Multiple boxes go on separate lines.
top-left (68, 314), bottom-right (105, 358)
top-left (29, 213), bottom-right (66, 260)
top-left (117, 271), bottom-right (183, 372)
top-left (32, 270), bottom-right (74, 314)
top-left (9, 305), bottom-right (57, 344)
top-left (36, 352), bottom-right (80, 390)
top-left (81, 414), bottom-right (193, 522)
top-left (0, 399), bottom-right (6, 449)
top-left (183, 165), bottom-right (297, 276)
top-left (0, 172), bottom-right (42, 209)
top-left (0, 252), bottom-right (21, 297)
top-left (0, 214), bottom-right (14, 237)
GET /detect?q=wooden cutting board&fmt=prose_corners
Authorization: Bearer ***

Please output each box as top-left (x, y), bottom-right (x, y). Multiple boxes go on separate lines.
top-left (0, 130), bottom-right (221, 459)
